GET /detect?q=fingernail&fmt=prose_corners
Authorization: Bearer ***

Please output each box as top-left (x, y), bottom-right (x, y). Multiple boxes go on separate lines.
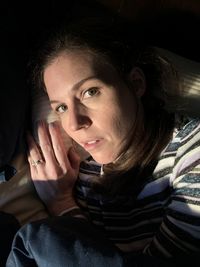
top-left (49, 121), bottom-right (59, 128)
top-left (49, 122), bottom-right (55, 129)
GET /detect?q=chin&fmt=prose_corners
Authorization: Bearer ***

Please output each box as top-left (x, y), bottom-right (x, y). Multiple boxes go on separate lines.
top-left (91, 153), bottom-right (116, 165)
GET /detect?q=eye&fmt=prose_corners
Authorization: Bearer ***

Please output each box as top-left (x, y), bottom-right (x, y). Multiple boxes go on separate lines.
top-left (83, 87), bottom-right (99, 99)
top-left (55, 104), bottom-right (67, 114)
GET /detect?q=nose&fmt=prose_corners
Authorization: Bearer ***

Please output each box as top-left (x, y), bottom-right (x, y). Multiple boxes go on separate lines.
top-left (65, 105), bottom-right (92, 132)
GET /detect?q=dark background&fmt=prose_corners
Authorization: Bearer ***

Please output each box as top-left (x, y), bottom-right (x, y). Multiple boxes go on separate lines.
top-left (2, 0), bottom-right (200, 62)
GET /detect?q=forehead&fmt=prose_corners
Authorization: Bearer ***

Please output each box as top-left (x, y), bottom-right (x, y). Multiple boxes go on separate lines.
top-left (46, 51), bottom-right (94, 74)
top-left (44, 50), bottom-right (119, 86)
top-left (43, 52), bottom-right (93, 90)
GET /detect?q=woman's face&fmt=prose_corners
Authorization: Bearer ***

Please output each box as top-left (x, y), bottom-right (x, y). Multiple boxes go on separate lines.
top-left (44, 51), bottom-right (144, 164)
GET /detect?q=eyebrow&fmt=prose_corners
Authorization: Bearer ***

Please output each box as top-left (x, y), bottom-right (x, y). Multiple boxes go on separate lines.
top-left (49, 76), bottom-right (97, 104)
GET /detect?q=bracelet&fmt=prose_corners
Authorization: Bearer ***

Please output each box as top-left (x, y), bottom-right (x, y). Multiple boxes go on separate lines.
top-left (59, 207), bottom-right (87, 220)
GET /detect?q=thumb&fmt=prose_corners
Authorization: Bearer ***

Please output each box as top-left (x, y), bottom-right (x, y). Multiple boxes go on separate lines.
top-left (68, 146), bottom-right (80, 170)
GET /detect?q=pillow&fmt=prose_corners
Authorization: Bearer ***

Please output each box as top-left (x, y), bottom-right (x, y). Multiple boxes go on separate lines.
top-left (156, 48), bottom-right (200, 117)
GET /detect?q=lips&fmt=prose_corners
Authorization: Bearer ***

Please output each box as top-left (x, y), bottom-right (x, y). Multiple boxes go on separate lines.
top-left (86, 140), bottom-right (98, 145)
top-left (82, 139), bottom-right (102, 151)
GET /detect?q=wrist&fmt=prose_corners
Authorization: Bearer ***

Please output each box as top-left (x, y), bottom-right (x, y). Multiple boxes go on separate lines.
top-left (47, 196), bottom-right (77, 216)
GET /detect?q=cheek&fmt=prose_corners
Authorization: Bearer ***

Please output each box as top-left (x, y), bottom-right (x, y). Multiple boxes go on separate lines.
top-left (109, 114), bottom-right (124, 137)
top-left (103, 105), bottom-right (131, 140)
top-left (110, 99), bottom-right (137, 140)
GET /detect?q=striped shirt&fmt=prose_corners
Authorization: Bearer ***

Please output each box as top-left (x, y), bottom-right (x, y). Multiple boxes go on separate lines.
top-left (75, 117), bottom-right (200, 258)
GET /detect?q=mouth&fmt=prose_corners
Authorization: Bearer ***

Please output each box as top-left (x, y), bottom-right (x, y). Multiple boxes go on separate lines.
top-left (82, 139), bottom-right (102, 151)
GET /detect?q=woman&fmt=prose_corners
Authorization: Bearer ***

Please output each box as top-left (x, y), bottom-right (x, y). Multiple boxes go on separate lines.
top-left (7, 18), bottom-right (200, 266)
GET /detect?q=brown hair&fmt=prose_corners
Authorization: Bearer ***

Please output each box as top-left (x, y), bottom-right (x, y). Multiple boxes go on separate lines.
top-left (32, 17), bottom-right (181, 196)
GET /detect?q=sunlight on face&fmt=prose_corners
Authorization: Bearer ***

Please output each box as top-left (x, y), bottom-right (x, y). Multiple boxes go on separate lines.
top-left (44, 51), bottom-right (139, 164)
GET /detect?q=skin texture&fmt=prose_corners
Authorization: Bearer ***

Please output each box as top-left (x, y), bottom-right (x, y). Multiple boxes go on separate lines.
top-left (28, 51), bottom-right (145, 215)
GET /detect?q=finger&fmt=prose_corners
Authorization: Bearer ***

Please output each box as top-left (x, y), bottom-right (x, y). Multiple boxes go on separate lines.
top-left (27, 132), bottom-right (44, 168)
top-left (27, 151), bottom-right (38, 176)
top-left (48, 121), bottom-right (71, 168)
top-left (26, 142), bottom-right (44, 178)
top-left (37, 121), bottom-right (57, 164)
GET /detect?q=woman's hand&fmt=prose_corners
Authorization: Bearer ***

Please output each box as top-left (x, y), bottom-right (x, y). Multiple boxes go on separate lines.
top-left (27, 121), bottom-right (80, 215)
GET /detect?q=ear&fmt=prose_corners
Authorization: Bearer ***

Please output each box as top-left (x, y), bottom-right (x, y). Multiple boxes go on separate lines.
top-left (128, 67), bottom-right (146, 98)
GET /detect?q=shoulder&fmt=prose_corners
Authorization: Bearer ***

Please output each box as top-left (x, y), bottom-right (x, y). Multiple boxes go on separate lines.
top-left (154, 116), bottom-right (200, 185)
top-left (164, 116), bottom-right (200, 157)
top-left (154, 117), bottom-right (200, 176)
top-left (170, 116), bottom-right (200, 184)
top-left (174, 117), bottom-right (200, 159)
top-left (175, 116), bottom-right (200, 141)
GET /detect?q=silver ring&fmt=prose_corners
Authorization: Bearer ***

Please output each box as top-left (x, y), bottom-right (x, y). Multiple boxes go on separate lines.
top-left (31, 159), bottom-right (43, 167)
